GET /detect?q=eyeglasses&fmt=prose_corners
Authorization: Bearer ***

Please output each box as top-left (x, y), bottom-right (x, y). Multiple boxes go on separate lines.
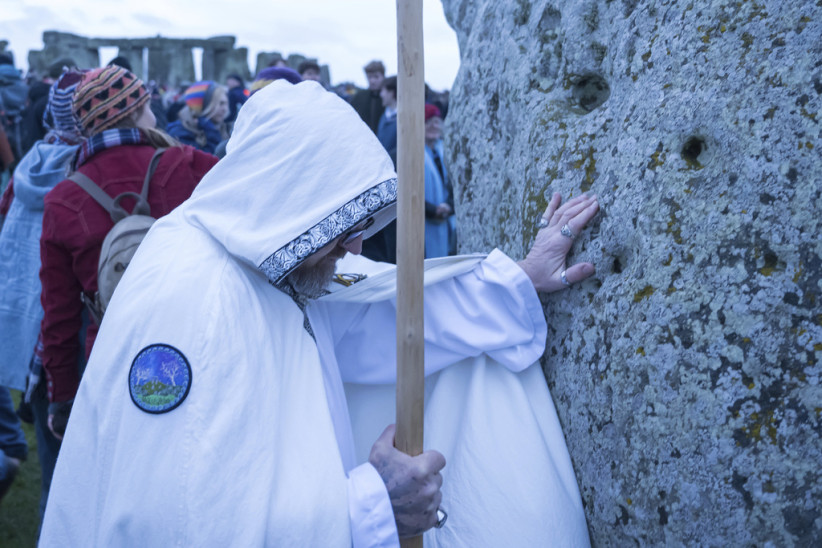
top-left (341, 217), bottom-right (375, 246)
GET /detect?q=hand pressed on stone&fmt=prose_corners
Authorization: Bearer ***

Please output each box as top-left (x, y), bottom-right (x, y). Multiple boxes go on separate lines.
top-left (369, 424), bottom-right (446, 538)
top-left (518, 192), bottom-right (599, 292)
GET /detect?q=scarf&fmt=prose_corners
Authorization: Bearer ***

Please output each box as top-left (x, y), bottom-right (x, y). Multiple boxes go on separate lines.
top-left (73, 128), bottom-right (146, 169)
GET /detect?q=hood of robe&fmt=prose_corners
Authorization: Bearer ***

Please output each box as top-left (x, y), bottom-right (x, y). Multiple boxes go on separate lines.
top-left (179, 80), bottom-right (397, 284)
top-left (11, 141), bottom-right (79, 210)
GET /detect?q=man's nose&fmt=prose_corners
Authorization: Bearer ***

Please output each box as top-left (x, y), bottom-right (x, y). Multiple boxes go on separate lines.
top-left (341, 234), bottom-right (363, 255)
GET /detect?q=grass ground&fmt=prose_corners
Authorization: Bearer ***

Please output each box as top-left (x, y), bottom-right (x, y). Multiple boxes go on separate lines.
top-left (0, 390), bottom-right (43, 547)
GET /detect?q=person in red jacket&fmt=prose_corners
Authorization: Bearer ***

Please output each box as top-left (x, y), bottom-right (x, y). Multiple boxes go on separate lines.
top-left (39, 66), bottom-right (218, 437)
top-left (0, 124), bottom-right (14, 175)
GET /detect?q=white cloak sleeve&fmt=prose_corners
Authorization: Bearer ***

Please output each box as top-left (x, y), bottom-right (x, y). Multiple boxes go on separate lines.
top-left (325, 249), bottom-right (547, 384)
top-left (310, 249), bottom-right (590, 547)
top-left (348, 462), bottom-right (400, 548)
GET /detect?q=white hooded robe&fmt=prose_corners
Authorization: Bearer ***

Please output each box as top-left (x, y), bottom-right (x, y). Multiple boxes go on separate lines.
top-left (39, 81), bottom-right (589, 547)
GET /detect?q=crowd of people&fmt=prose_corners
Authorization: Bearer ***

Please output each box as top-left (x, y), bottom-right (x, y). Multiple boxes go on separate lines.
top-left (0, 48), bottom-right (598, 547)
top-left (2, 55), bottom-right (454, 256)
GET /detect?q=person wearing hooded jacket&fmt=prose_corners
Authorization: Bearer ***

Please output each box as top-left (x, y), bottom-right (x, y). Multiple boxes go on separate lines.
top-left (166, 80), bottom-right (230, 154)
top-left (0, 69), bottom-right (86, 524)
top-left (38, 66), bottom-right (218, 442)
top-left (39, 80), bottom-right (597, 547)
top-left (423, 103), bottom-right (456, 258)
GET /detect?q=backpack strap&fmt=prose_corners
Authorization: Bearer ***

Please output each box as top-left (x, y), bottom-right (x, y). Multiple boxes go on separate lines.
top-left (140, 147), bottom-right (166, 202)
top-left (68, 147), bottom-right (167, 223)
top-left (68, 171), bottom-right (124, 220)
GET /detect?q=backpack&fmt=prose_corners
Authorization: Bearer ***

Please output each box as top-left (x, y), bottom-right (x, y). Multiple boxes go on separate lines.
top-left (68, 148), bottom-right (166, 324)
top-left (0, 72), bottom-right (28, 164)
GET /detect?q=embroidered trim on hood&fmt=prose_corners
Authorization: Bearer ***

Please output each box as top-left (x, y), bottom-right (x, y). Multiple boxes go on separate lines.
top-left (177, 81), bottom-right (399, 283)
top-left (260, 177), bottom-right (397, 284)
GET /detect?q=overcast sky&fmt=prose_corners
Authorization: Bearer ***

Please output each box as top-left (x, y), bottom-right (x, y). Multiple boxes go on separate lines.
top-left (1, 0), bottom-right (461, 90)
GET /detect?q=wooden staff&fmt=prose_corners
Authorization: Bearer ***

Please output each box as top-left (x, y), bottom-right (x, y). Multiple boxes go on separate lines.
top-left (395, 0), bottom-right (425, 546)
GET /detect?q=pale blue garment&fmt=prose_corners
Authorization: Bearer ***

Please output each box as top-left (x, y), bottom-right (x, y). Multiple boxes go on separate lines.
top-left (423, 140), bottom-right (455, 258)
top-left (0, 141), bottom-right (78, 390)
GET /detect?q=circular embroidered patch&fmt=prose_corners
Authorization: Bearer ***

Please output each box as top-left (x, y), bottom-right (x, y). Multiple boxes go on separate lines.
top-left (128, 344), bottom-right (192, 414)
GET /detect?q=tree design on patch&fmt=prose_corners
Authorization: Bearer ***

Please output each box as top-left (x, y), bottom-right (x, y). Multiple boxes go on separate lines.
top-left (129, 344), bottom-right (192, 413)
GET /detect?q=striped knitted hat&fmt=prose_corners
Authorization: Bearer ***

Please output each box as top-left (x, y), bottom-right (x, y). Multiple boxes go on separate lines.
top-left (182, 81), bottom-right (217, 115)
top-left (42, 69), bottom-right (84, 143)
top-left (73, 65), bottom-right (150, 136)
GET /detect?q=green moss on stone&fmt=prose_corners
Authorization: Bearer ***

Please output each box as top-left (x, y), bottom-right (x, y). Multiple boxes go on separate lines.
top-left (666, 213), bottom-right (684, 244)
top-left (634, 285), bottom-right (656, 302)
top-left (648, 142), bottom-right (666, 170)
top-left (571, 147), bottom-right (598, 191)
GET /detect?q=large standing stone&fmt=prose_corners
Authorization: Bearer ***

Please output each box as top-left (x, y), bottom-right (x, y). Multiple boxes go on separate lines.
top-left (147, 39), bottom-right (195, 87)
top-left (28, 31), bottom-right (99, 74)
top-left (119, 46), bottom-right (145, 81)
top-left (202, 35), bottom-right (251, 83)
top-left (218, 46), bottom-right (253, 83)
top-left (441, 0), bottom-right (821, 544)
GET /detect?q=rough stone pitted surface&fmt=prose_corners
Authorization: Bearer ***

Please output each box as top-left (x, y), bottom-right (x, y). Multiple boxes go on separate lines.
top-left (441, 0), bottom-right (821, 545)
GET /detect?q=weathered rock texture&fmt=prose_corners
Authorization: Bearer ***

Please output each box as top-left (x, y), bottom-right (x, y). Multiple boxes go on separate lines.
top-left (442, 0), bottom-right (821, 545)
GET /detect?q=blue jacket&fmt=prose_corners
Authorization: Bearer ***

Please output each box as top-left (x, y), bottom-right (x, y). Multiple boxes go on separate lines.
top-left (166, 117), bottom-right (223, 155)
top-left (377, 110), bottom-right (397, 158)
top-left (423, 140), bottom-right (456, 258)
top-left (0, 140), bottom-right (78, 389)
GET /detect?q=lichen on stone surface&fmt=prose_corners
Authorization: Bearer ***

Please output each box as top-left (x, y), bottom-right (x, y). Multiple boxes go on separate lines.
top-left (441, 0), bottom-right (822, 544)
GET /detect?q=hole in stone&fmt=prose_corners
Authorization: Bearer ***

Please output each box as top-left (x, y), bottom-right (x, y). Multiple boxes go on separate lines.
top-left (682, 137), bottom-right (703, 161)
top-left (681, 136), bottom-right (706, 168)
top-left (612, 257), bottom-right (623, 274)
top-left (572, 74), bottom-right (610, 112)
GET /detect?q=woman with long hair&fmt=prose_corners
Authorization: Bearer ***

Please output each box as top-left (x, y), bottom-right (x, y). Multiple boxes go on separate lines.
top-left (166, 80), bottom-right (229, 154)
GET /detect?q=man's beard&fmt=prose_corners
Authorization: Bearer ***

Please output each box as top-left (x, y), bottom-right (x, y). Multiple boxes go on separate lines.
top-left (286, 256), bottom-right (339, 299)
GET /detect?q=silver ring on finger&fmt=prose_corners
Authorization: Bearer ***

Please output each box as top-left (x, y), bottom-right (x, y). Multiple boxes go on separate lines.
top-left (560, 224), bottom-right (575, 239)
top-left (561, 270), bottom-right (571, 286)
top-left (435, 508), bottom-right (448, 528)
top-left (536, 217), bottom-right (549, 229)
